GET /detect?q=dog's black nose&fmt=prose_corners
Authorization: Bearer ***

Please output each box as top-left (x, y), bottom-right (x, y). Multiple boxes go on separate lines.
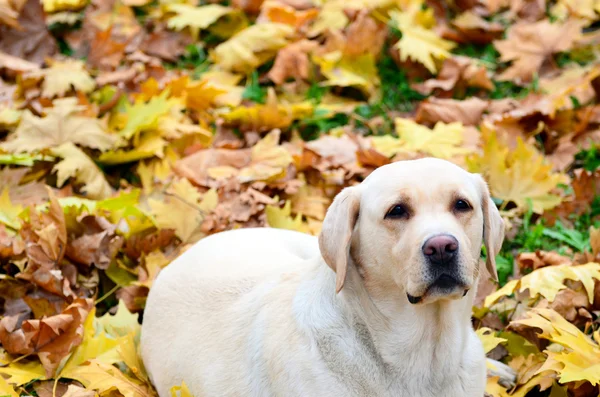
top-left (422, 235), bottom-right (458, 264)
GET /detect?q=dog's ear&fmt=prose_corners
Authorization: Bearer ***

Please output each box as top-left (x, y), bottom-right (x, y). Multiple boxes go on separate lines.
top-left (477, 176), bottom-right (505, 282)
top-left (319, 186), bottom-right (361, 293)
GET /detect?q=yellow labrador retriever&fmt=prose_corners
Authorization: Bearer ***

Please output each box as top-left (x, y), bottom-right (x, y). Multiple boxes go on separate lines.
top-left (141, 158), bottom-right (510, 397)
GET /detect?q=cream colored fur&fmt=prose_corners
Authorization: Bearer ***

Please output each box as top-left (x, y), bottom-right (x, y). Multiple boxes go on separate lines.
top-left (141, 158), bottom-right (511, 397)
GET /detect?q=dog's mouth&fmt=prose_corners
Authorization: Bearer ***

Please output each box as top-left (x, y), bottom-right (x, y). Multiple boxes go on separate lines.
top-left (407, 274), bottom-right (469, 305)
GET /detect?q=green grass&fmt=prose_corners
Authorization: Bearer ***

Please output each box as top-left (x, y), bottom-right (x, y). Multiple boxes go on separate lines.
top-left (242, 71), bottom-right (267, 104)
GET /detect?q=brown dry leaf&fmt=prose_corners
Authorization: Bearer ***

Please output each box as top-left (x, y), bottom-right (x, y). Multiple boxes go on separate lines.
top-left (0, 298), bottom-right (93, 377)
top-left (305, 134), bottom-right (359, 169)
top-left (66, 216), bottom-right (124, 270)
top-left (0, 51), bottom-right (39, 74)
top-left (416, 97), bottom-right (489, 126)
top-left (0, 0), bottom-right (26, 28)
top-left (87, 28), bottom-right (127, 71)
top-left (139, 29), bottom-right (192, 63)
top-left (451, 11), bottom-right (505, 44)
top-left (0, 0), bottom-right (57, 64)
top-left (494, 18), bottom-right (585, 84)
top-left (544, 170), bottom-right (600, 225)
top-left (343, 10), bottom-right (387, 58)
top-left (268, 39), bottom-right (318, 85)
top-left (413, 56), bottom-right (494, 95)
top-left (516, 250), bottom-right (572, 273)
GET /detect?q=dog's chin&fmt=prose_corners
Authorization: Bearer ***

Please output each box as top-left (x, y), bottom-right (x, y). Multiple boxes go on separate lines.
top-left (406, 274), bottom-right (471, 305)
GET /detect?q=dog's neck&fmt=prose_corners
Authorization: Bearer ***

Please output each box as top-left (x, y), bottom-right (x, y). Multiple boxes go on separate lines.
top-left (338, 262), bottom-right (476, 373)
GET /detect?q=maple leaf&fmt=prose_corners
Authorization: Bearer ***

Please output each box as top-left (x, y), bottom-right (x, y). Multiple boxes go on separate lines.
top-left (167, 4), bottom-right (237, 38)
top-left (41, 0), bottom-right (86, 12)
top-left (52, 143), bottom-right (114, 200)
top-left (237, 129), bottom-right (293, 183)
top-left (2, 98), bottom-right (117, 152)
top-left (28, 59), bottom-right (95, 97)
top-left (476, 327), bottom-right (508, 354)
top-left (0, 0), bottom-right (57, 64)
top-left (494, 19), bottom-right (585, 83)
top-left (65, 360), bottom-right (153, 397)
top-left (390, 9), bottom-right (455, 73)
top-left (0, 0), bottom-right (25, 28)
top-left (266, 200), bottom-right (309, 234)
top-left (467, 129), bottom-right (569, 213)
top-left (0, 360), bottom-right (46, 385)
top-left (0, 188), bottom-right (22, 230)
top-left (58, 307), bottom-right (121, 380)
top-left (313, 52), bottom-right (380, 99)
top-left (148, 185), bottom-right (208, 242)
top-left (98, 132), bottom-right (166, 165)
top-left (259, 1), bottom-right (319, 28)
top-left (212, 22), bottom-right (294, 73)
top-left (268, 39), bottom-right (318, 85)
top-left (119, 91), bottom-right (174, 140)
top-left (512, 308), bottom-right (600, 386)
top-left (223, 88), bottom-right (313, 132)
top-left (0, 376), bottom-right (18, 397)
top-left (485, 263), bottom-right (600, 307)
top-left (372, 118), bottom-right (473, 160)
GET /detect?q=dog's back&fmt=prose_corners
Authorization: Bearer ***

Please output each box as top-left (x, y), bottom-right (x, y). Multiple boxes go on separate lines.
top-left (141, 228), bottom-right (323, 396)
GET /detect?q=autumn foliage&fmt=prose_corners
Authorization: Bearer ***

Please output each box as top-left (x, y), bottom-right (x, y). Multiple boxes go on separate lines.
top-left (1, 0), bottom-right (600, 396)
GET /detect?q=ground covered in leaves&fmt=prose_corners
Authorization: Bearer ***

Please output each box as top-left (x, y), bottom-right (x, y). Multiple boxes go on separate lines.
top-left (0, 0), bottom-right (600, 396)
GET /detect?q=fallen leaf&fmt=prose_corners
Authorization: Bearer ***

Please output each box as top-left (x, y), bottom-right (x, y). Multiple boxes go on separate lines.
top-left (372, 118), bottom-right (473, 160)
top-left (494, 19), bottom-right (585, 83)
top-left (268, 39), bottom-right (318, 85)
top-left (2, 98), bottom-right (117, 153)
top-left (0, 0), bottom-right (57, 64)
top-left (28, 59), bottom-right (95, 98)
top-left (468, 129), bottom-right (569, 213)
top-left (486, 263), bottom-right (600, 306)
top-left (212, 22), bottom-right (294, 73)
top-left (52, 143), bottom-right (114, 200)
top-left (167, 4), bottom-right (237, 38)
top-left (390, 9), bottom-right (455, 73)
top-left (416, 97), bottom-right (488, 126)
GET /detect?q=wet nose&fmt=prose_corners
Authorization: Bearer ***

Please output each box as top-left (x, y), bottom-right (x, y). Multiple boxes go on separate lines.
top-left (422, 235), bottom-right (459, 263)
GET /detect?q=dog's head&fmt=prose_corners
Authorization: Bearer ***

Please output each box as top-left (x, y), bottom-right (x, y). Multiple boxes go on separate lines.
top-left (318, 158), bottom-right (504, 305)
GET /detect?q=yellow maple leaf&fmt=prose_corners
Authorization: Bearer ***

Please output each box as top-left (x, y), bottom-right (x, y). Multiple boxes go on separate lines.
top-left (0, 360), bottom-right (46, 385)
top-left (468, 129), bottom-right (569, 214)
top-left (372, 118), bottom-right (472, 159)
top-left (167, 4), bottom-right (238, 38)
top-left (212, 22), bottom-right (294, 73)
top-left (42, 0), bottom-right (87, 12)
top-left (0, 376), bottom-right (18, 397)
top-left (0, 188), bottom-right (22, 230)
top-left (475, 327), bottom-right (507, 354)
top-left (58, 307), bottom-right (121, 381)
top-left (98, 132), bottom-right (167, 165)
top-left (28, 59), bottom-right (94, 97)
top-left (266, 200), bottom-right (309, 233)
top-left (119, 91), bottom-right (175, 140)
top-left (313, 52), bottom-right (380, 99)
top-left (485, 263), bottom-right (600, 307)
top-left (550, 0), bottom-right (600, 20)
top-left (66, 360), bottom-right (152, 397)
top-left (52, 143), bottom-right (114, 200)
top-left (147, 186), bottom-right (217, 243)
top-left (390, 9), bottom-right (455, 73)
top-left (2, 98), bottom-right (117, 153)
top-left (168, 178), bottom-right (202, 204)
top-left (97, 300), bottom-right (140, 338)
top-left (223, 88), bottom-right (313, 132)
top-left (238, 129), bottom-right (293, 183)
top-left (117, 332), bottom-right (149, 383)
top-left (185, 79), bottom-right (226, 113)
top-left (513, 308), bottom-right (600, 386)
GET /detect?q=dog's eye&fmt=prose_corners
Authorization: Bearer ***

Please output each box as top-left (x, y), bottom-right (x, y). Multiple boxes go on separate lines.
top-left (386, 204), bottom-right (408, 219)
top-left (454, 199), bottom-right (472, 212)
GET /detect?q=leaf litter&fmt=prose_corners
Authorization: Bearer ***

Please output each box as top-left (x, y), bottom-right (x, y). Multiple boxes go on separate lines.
top-left (0, 0), bottom-right (600, 396)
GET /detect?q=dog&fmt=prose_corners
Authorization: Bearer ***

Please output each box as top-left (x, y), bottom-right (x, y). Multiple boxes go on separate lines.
top-left (141, 158), bottom-right (513, 397)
